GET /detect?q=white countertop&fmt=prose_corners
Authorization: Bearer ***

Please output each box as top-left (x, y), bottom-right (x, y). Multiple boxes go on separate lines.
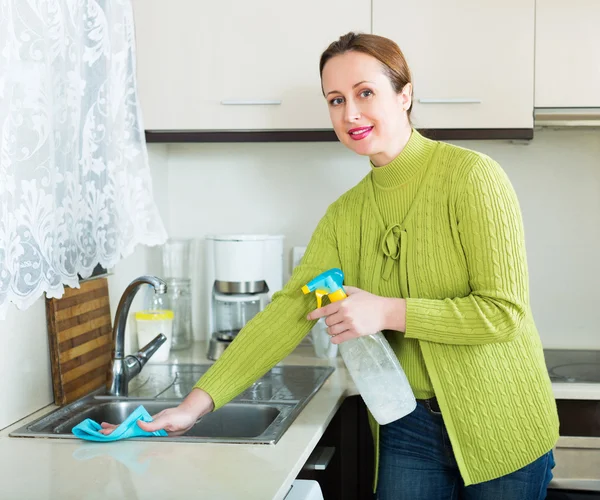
top-left (1, 342), bottom-right (598, 500)
top-left (551, 382), bottom-right (600, 400)
top-left (0, 343), bottom-right (356, 500)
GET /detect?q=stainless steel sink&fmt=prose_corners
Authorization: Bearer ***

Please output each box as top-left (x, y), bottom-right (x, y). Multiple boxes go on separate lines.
top-left (13, 396), bottom-right (296, 443)
top-left (10, 364), bottom-right (334, 444)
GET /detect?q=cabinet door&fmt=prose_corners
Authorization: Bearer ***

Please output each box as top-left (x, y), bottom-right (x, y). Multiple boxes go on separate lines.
top-left (535, 0), bottom-right (600, 108)
top-left (373, 1), bottom-right (535, 129)
top-left (297, 396), bottom-right (374, 500)
top-left (132, 0), bottom-right (370, 131)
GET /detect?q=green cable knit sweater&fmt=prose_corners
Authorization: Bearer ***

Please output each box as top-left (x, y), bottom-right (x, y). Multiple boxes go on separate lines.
top-left (196, 129), bottom-right (559, 486)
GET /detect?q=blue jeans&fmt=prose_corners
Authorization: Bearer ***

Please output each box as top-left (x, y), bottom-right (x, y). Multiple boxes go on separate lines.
top-left (377, 402), bottom-right (555, 500)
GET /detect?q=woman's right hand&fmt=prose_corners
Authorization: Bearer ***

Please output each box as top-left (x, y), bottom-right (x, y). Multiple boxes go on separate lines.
top-left (99, 388), bottom-right (215, 437)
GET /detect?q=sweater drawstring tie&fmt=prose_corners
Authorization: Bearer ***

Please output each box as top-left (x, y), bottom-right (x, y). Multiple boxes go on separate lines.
top-left (381, 224), bottom-right (409, 297)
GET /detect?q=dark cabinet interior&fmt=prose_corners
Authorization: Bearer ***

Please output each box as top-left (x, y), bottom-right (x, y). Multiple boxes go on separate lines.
top-left (298, 395), bottom-right (375, 500)
top-left (556, 400), bottom-right (600, 437)
top-left (298, 397), bottom-right (600, 499)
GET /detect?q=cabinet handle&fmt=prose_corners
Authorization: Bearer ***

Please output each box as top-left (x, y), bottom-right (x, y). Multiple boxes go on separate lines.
top-left (220, 100), bottom-right (282, 105)
top-left (418, 98), bottom-right (482, 104)
top-left (534, 107), bottom-right (600, 121)
top-left (302, 446), bottom-right (336, 471)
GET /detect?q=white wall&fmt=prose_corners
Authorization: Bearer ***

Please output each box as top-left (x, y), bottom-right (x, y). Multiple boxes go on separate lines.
top-left (0, 298), bottom-right (53, 430)
top-left (163, 127), bottom-right (600, 349)
top-left (454, 128), bottom-right (600, 350)
top-left (166, 140), bottom-right (368, 342)
top-left (0, 143), bottom-right (169, 430)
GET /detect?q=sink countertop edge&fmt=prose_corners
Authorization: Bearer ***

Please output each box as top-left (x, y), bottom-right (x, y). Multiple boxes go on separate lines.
top-left (0, 343), bottom-right (357, 500)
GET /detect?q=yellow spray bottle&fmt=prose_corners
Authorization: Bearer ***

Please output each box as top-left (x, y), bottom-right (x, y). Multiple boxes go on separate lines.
top-left (303, 268), bottom-right (416, 425)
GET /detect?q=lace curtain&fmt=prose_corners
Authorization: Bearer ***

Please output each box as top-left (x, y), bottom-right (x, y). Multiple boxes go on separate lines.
top-left (0, 0), bottom-right (167, 318)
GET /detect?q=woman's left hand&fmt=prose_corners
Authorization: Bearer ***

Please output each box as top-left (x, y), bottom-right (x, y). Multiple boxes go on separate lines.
top-left (306, 286), bottom-right (406, 344)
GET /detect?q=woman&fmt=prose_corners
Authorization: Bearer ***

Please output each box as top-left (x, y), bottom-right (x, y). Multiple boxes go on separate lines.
top-left (102, 32), bottom-right (559, 499)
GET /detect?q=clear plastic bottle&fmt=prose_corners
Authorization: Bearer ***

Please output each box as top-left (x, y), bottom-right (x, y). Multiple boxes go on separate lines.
top-left (338, 332), bottom-right (416, 425)
top-left (311, 317), bottom-right (339, 359)
top-left (302, 268), bottom-right (416, 425)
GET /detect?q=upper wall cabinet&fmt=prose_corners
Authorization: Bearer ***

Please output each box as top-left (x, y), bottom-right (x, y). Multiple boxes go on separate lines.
top-left (132, 0), bottom-right (370, 131)
top-left (373, 0), bottom-right (535, 130)
top-left (535, 0), bottom-right (600, 108)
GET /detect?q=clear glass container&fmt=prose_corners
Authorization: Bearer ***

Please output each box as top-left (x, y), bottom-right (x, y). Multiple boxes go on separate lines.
top-left (213, 292), bottom-right (261, 336)
top-left (166, 278), bottom-right (193, 350)
top-left (161, 238), bottom-right (192, 279)
top-left (136, 289), bottom-right (174, 363)
top-left (135, 310), bottom-right (174, 363)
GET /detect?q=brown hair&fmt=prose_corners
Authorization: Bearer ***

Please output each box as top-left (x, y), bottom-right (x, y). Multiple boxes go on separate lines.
top-left (319, 32), bottom-right (413, 116)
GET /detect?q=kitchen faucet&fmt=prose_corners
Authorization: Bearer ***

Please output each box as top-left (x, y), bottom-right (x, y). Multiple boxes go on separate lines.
top-left (107, 275), bottom-right (168, 397)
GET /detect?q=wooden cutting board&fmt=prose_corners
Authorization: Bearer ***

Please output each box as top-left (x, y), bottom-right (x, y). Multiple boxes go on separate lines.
top-left (46, 277), bottom-right (113, 405)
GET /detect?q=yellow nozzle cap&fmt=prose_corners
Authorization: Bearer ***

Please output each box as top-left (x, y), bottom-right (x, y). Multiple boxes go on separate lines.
top-left (328, 289), bottom-right (347, 303)
top-left (301, 285), bottom-right (310, 295)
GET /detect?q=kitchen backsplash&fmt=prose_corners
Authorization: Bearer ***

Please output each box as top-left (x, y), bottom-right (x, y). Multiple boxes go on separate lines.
top-left (157, 127), bottom-right (600, 350)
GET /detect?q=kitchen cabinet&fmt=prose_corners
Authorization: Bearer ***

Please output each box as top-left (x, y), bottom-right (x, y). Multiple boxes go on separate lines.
top-left (372, 0), bottom-right (535, 131)
top-left (552, 399), bottom-right (600, 481)
top-left (549, 399), bottom-right (600, 498)
top-left (535, 0), bottom-right (600, 108)
top-left (131, 0), bottom-right (370, 132)
top-left (298, 396), bottom-right (375, 500)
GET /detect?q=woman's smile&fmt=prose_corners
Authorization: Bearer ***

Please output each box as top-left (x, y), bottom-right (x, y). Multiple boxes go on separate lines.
top-left (348, 126), bottom-right (374, 140)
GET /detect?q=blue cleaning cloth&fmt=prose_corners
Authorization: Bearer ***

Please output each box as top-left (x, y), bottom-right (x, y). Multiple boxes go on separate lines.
top-left (72, 405), bottom-right (168, 442)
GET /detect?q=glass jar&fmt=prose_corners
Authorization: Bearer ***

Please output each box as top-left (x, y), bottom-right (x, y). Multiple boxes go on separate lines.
top-left (213, 293), bottom-right (261, 336)
top-left (135, 310), bottom-right (174, 363)
top-left (165, 278), bottom-right (193, 350)
top-left (161, 238), bottom-right (192, 279)
top-left (139, 286), bottom-right (174, 361)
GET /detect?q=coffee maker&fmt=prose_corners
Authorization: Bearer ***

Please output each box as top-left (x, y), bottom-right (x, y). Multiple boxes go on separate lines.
top-left (204, 234), bottom-right (284, 360)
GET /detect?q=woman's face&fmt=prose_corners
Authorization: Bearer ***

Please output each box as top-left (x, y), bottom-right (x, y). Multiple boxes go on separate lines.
top-left (321, 51), bottom-right (412, 166)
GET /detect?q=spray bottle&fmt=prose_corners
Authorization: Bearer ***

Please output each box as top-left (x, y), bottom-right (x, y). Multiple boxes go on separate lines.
top-left (303, 268), bottom-right (416, 425)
